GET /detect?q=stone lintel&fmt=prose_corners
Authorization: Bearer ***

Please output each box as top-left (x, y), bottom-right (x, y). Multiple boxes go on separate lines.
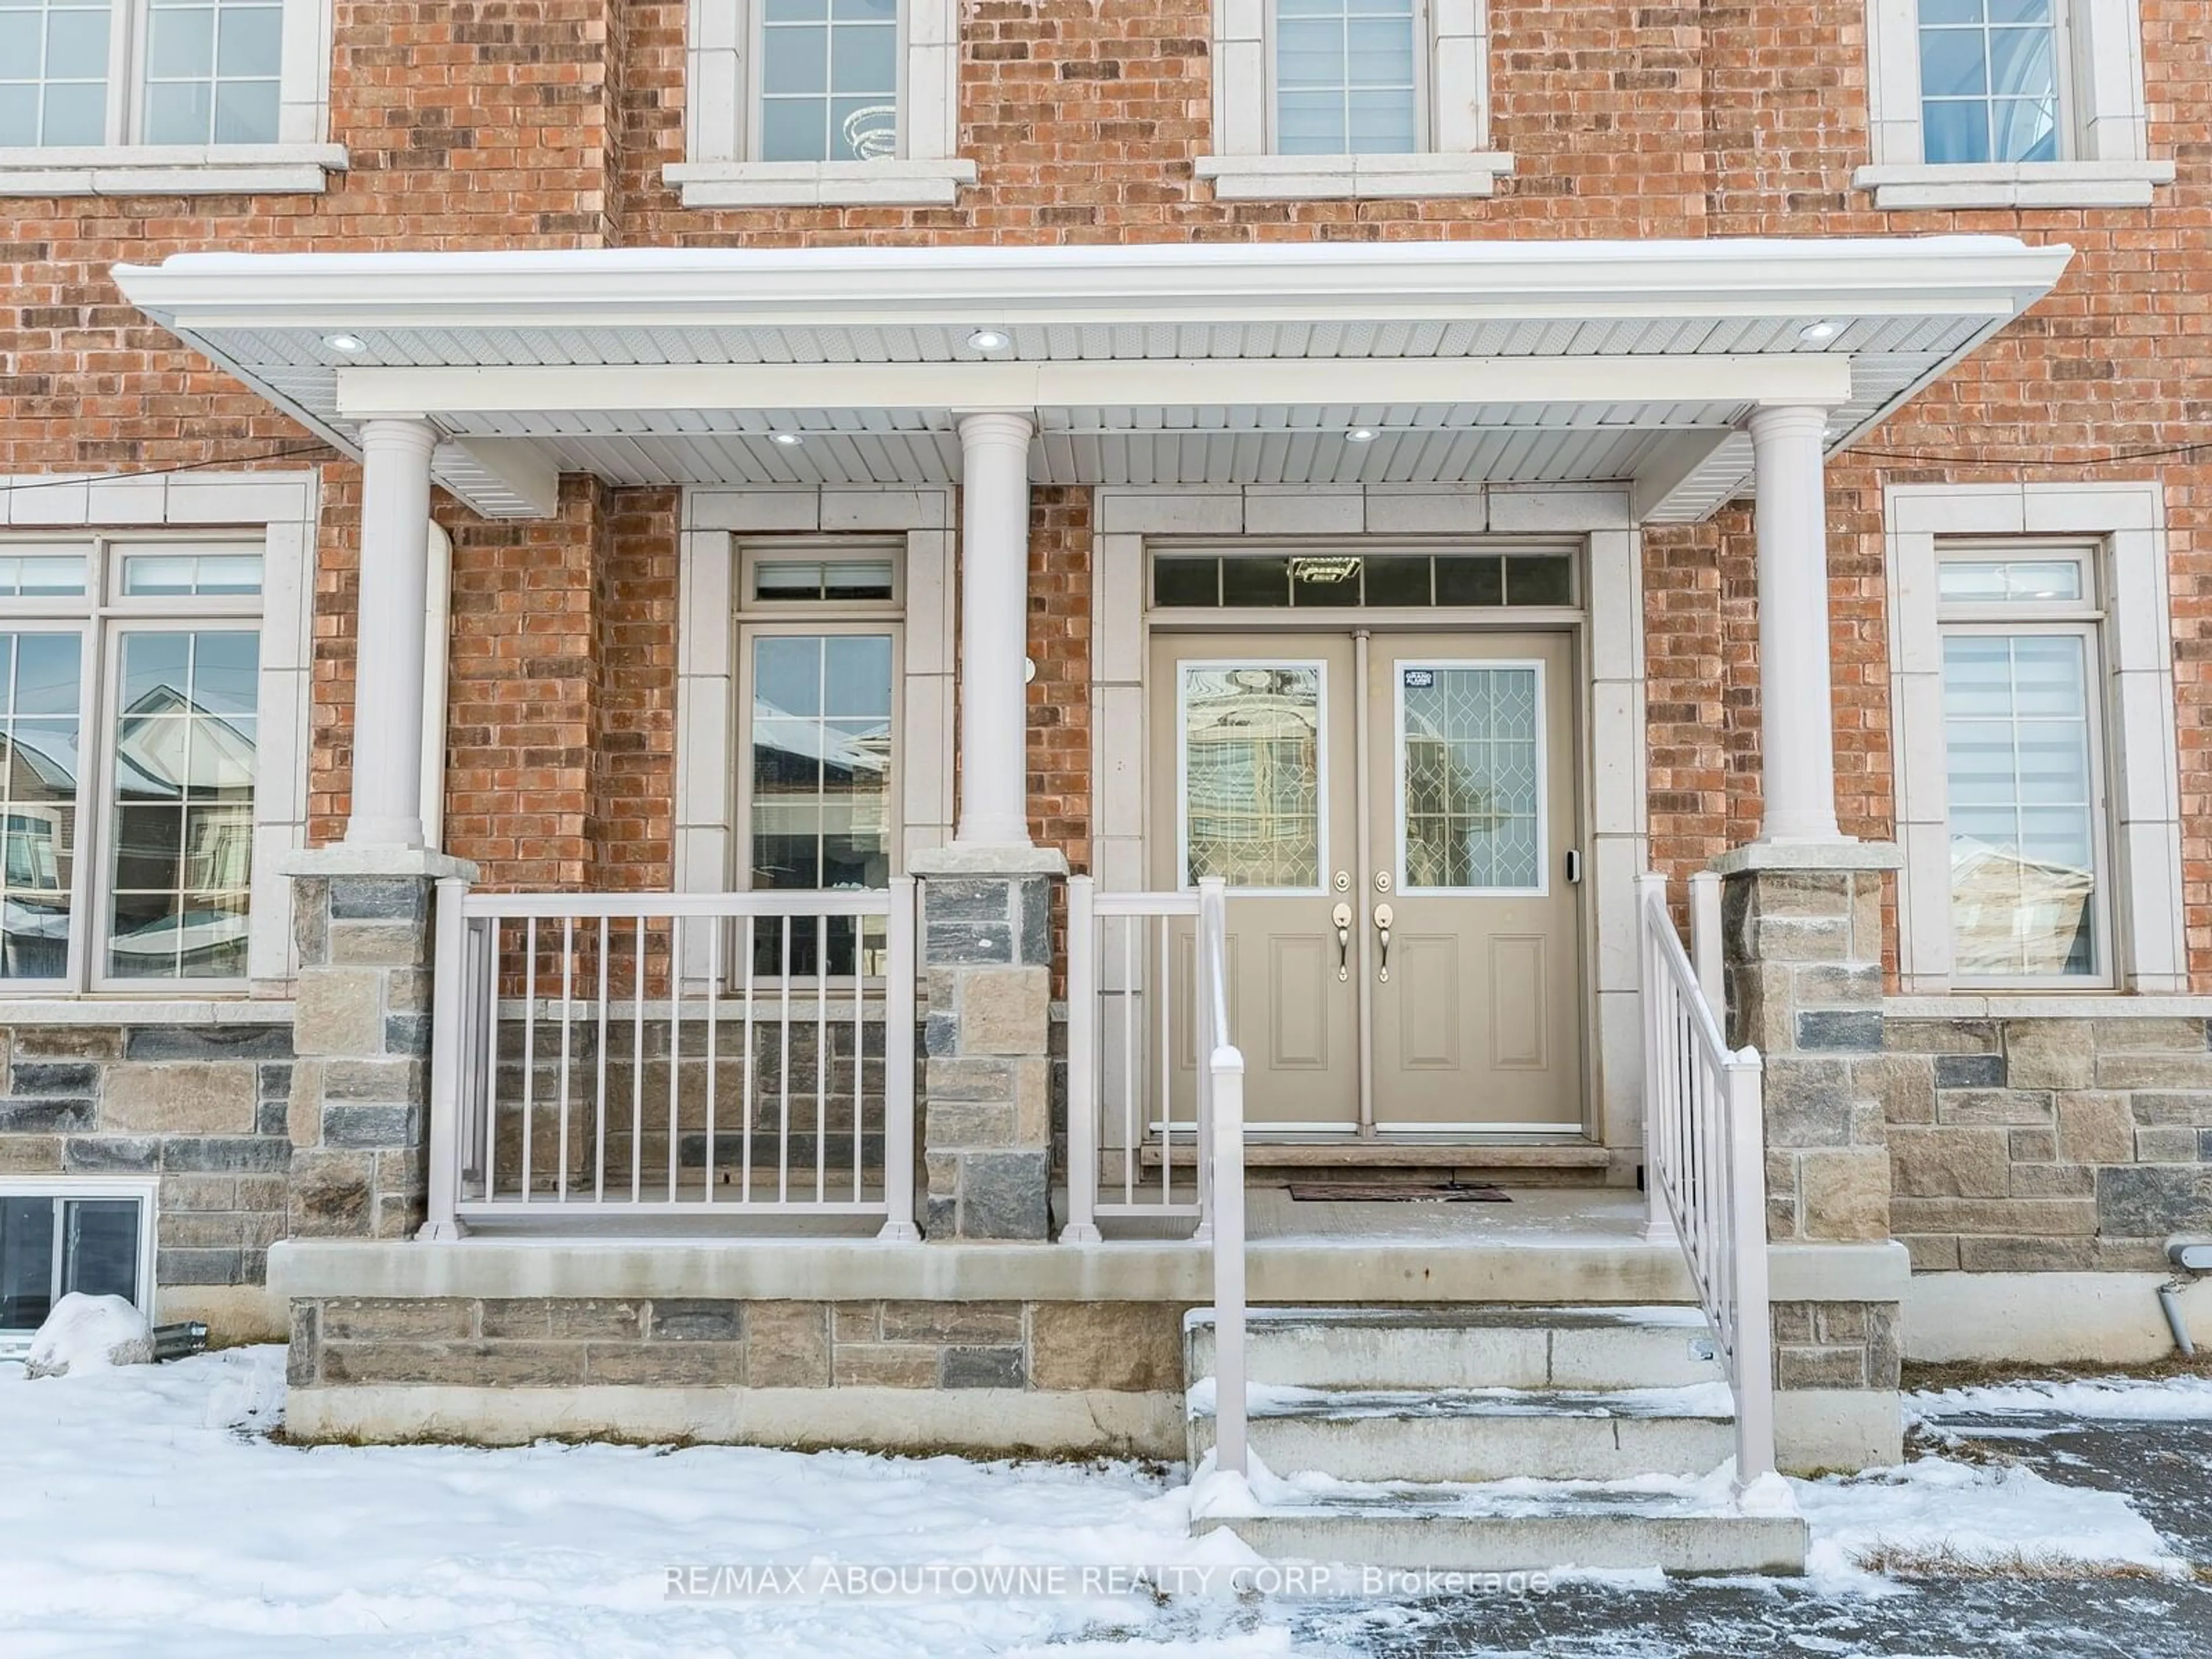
top-left (277, 846), bottom-right (481, 883)
top-left (908, 844), bottom-right (1070, 878)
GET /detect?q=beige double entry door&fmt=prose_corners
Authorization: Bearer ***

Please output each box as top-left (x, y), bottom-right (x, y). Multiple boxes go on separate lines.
top-left (1151, 630), bottom-right (1584, 1135)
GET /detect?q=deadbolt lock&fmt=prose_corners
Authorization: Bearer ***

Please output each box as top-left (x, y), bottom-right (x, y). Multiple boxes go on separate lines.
top-left (1373, 871), bottom-right (1393, 894)
top-left (1334, 870), bottom-right (1351, 893)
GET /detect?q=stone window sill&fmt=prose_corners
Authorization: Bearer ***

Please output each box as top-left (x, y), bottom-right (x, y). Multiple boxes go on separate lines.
top-left (1853, 160), bottom-right (2175, 210)
top-left (0, 144), bottom-right (348, 197)
top-left (664, 158), bottom-right (978, 209)
top-left (0, 997), bottom-right (295, 1025)
top-left (1194, 151), bottom-right (1514, 201)
top-left (1887, 993), bottom-right (2207, 1020)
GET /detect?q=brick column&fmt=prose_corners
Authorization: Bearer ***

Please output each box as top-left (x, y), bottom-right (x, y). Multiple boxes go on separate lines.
top-left (282, 849), bottom-right (477, 1241)
top-left (908, 849), bottom-right (1066, 1240)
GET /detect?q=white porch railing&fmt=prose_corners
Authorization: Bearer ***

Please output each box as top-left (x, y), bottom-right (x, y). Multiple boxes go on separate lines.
top-left (422, 880), bottom-right (919, 1240)
top-left (1063, 874), bottom-right (1248, 1474)
top-left (1637, 869), bottom-right (1775, 1487)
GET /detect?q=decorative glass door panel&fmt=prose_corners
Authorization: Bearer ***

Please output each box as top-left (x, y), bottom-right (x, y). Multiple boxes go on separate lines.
top-left (1399, 664), bottom-right (1544, 893)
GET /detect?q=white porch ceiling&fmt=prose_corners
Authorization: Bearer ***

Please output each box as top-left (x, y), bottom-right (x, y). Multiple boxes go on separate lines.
top-left (113, 238), bottom-right (2071, 523)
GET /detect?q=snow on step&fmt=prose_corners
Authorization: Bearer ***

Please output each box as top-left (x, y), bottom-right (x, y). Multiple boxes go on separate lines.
top-left (1185, 1304), bottom-right (1722, 1391)
top-left (1189, 1461), bottom-right (1809, 1576)
top-left (1185, 1378), bottom-right (1738, 1483)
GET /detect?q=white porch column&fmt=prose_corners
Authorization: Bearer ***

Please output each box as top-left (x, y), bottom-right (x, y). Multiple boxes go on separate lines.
top-left (1747, 405), bottom-right (1843, 844)
top-left (953, 410), bottom-right (1037, 849)
top-left (346, 416), bottom-right (438, 849)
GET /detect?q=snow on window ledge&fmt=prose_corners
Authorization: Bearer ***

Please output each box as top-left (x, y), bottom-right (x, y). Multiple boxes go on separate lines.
top-left (1194, 151), bottom-right (1515, 202)
top-left (0, 145), bottom-right (349, 199)
top-left (1854, 160), bottom-right (2176, 211)
top-left (662, 158), bottom-right (978, 209)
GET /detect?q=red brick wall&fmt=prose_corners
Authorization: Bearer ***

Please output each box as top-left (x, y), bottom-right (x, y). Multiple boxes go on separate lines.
top-left (1, 1), bottom-right (2207, 976)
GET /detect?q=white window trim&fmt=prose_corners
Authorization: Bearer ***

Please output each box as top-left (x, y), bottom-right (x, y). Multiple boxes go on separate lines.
top-left (1858, 0), bottom-right (2171, 208)
top-left (0, 469), bottom-right (316, 994)
top-left (1884, 480), bottom-right (2184, 995)
top-left (0, 0), bottom-right (343, 197)
top-left (0, 1175), bottom-right (159, 1349)
top-left (673, 488), bottom-right (956, 905)
top-left (1198, 0), bottom-right (1512, 200)
top-left (668, 0), bottom-right (973, 209)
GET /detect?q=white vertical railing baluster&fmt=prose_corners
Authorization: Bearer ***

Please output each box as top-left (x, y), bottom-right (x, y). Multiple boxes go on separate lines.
top-left (520, 917), bottom-right (537, 1206)
top-left (594, 916), bottom-right (609, 1205)
top-left (778, 916), bottom-right (793, 1206)
top-left (631, 915), bottom-right (646, 1205)
top-left (1157, 914), bottom-right (1173, 1210)
top-left (1121, 916), bottom-right (1137, 1208)
top-left (816, 908), bottom-right (828, 1205)
top-left (879, 877), bottom-right (920, 1240)
top-left (850, 913), bottom-right (864, 1205)
top-left (705, 916), bottom-right (720, 1205)
top-left (668, 915), bottom-right (683, 1204)
top-left (1062, 876), bottom-right (1101, 1244)
top-left (558, 917), bottom-right (573, 1204)
top-left (741, 915), bottom-right (756, 1206)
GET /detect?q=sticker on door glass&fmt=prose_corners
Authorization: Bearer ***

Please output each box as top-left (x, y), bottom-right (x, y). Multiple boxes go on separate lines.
top-left (1402, 668), bottom-right (1434, 688)
top-left (1401, 666), bottom-right (1541, 891)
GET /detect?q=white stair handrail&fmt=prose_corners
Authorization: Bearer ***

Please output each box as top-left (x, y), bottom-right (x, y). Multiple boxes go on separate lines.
top-left (1195, 876), bottom-right (1248, 1478)
top-left (1638, 871), bottom-right (1776, 1488)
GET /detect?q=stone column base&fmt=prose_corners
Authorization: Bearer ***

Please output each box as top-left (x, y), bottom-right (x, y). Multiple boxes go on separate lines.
top-left (911, 846), bottom-right (1067, 1240)
top-left (279, 847), bottom-right (476, 1242)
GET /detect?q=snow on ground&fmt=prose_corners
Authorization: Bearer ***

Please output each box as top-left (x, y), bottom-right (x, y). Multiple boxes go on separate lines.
top-left (1793, 1455), bottom-right (2190, 1592)
top-left (1, 1349), bottom-right (2204, 1657)
top-left (1910, 1375), bottom-right (2212, 1421)
top-left (0, 1346), bottom-right (1293, 1659)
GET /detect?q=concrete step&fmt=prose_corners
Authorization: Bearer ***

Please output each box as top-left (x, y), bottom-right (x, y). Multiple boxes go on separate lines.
top-left (1187, 1380), bottom-right (1737, 1482)
top-left (1194, 1487), bottom-right (1806, 1575)
top-left (1185, 1305), bottom-right (1721, 1391)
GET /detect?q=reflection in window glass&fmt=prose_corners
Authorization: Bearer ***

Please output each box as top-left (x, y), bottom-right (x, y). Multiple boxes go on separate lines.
top-left (1149, 554), bottom-right (1571, 610)
top-left (0, 1194), bottom-right (141, 1332)
top-left (108, 629), bottom-right (258, 981)
top-left (121, 551), bottom-right (264, 597)
top-left (1181, 665), bottom-right (1323, 889)
top-left (759, 0), bottom-right (899, 163)
top-left (1943, 631), bottom-right (2097, 977)
top-left (142, 0), bottom-right (284, 144)
top-left (1275, 0), bottom-right (1419, 155)
top-left (0, 554), bottom-right (88, 597)
top-left (0, 632), bottom-right (82, 980)
top-left (749, 632), bottom-right (893, 975)
top-left (753, 559), bottom-right (895, 603)
top-left (1936, 558), bottom-right (2083, 604)
top-left (0, 0), bottom-right (111, 147)
top-left (1401, 666), bottom-right (1541, 890)
top-left (1918, 0), bottom-right (2060, 164)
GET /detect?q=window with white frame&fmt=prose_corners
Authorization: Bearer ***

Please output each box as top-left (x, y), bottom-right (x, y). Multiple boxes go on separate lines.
top-left (1858, 0), bottom-right (2169, 206)
top-left (1199, 0), bottom-right (1508, 199)
top-left (756, 0), bottom-right (897, 164)
top-left (1916, 0), bottom-right (2061, 165)
top-left (737, 546), bottom-right (899, 977)
top-left (1885, 481), bottom-right (2187, 996)
top-left (1936, 548), bottom-right (2108, 984)
top-left (0, 539), bottom-right (262, 991)
top-left (669, 0), bottom-right (968, 207)
top-left (0, 0), bottom-right (285, 146)
top-left (1, 1179), bottom-right (154, 1344)
top-left (1274, 0), bottom-right (1422, 156)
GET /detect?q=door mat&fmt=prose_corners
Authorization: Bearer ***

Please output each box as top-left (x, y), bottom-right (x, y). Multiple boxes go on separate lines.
top-left (1285, 1181), bottom-right (1510, 1203)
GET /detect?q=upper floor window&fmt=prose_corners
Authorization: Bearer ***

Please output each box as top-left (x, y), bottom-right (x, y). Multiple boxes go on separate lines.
top-left (0, 0), bottom-right (285, 147)
top-left (1199, 0), bottom-right (1510, 200)
top-left (757, 0), bottom-right (897, 164)
top-left (1916, 0), bottom-right (2059, 165)
top-left (1274, 0), bottom-right (1421, 157)
top-left (1857, 0), bottom-right (2170, 207)
top-left (668, 0), bottom-right (970, 207)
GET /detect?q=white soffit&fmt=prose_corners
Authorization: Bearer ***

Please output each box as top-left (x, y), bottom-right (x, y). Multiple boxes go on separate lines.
top-left (112, 238), bottom-right (2073, 520)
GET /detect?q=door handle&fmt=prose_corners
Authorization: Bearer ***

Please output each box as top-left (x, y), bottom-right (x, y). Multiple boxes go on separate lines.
top-left (1331, 902), bottom-right (1353, 982)
top-left (1373, 903), bottom-right (1394, 983)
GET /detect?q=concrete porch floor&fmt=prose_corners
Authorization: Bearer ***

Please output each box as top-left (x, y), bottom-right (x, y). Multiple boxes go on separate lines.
top-left (274, 1187), bottom-right (1906, 1311)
